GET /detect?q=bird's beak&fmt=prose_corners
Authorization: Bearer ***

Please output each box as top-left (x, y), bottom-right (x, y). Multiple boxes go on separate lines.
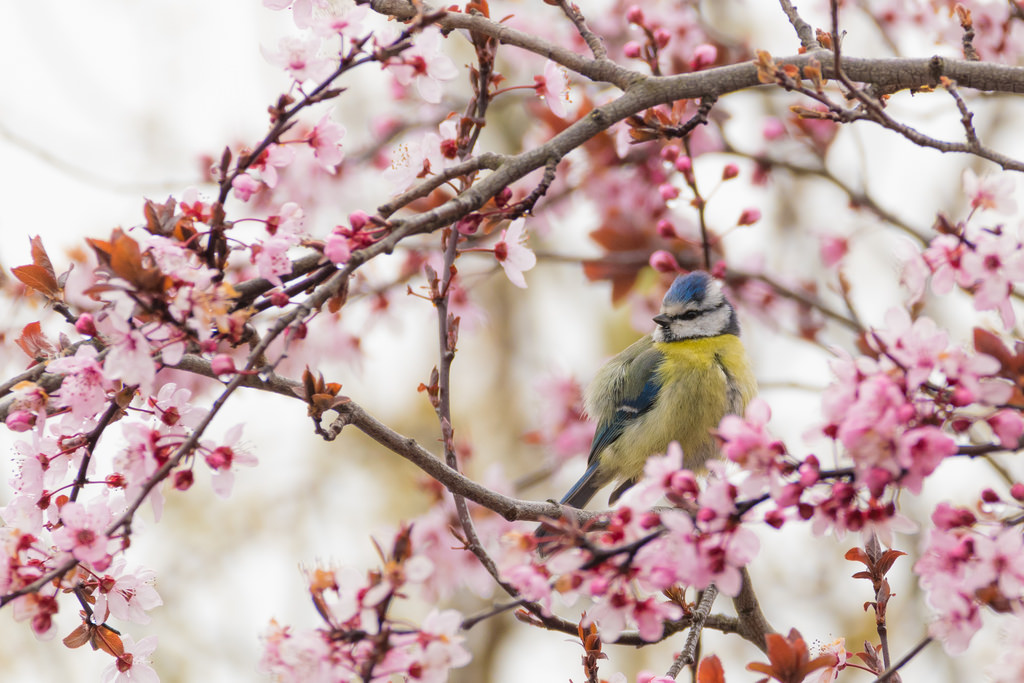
top-left (652, 314), bottom-right (670, 327)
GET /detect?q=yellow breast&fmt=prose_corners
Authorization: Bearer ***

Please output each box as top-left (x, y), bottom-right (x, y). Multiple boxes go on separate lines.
top-left (599, 334), bottom-right (756, 483)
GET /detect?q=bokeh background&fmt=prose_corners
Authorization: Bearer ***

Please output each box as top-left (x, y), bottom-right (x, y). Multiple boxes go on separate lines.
top-left (2, 1), bottom-right (1023, 681)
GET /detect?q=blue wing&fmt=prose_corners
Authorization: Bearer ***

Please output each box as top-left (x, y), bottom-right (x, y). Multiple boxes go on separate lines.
top-left (587, 375), bottom-right (661, 463)
top-left (558, 353), bottom-right (663, 508)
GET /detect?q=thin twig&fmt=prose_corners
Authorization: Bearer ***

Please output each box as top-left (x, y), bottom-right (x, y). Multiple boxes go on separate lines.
top-left (556, 0), bottom-right (606, 59)
top-left (666, 586), bottom-right (719, 678)
top-left (778, 0), bottom-right (822, 51)
top-left (871, 636), bottom-right (933, 683)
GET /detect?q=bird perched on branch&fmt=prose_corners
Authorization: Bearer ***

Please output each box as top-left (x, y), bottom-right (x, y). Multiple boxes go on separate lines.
top-left (559, 271), bottom-right (757, 509)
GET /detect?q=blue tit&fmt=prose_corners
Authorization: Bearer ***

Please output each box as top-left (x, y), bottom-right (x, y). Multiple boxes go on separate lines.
top-left (560, 271), bottom-right (757, 509)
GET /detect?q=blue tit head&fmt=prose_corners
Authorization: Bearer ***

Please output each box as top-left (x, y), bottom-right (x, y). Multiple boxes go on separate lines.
top-left (652, 271), bottom-right (740, 342)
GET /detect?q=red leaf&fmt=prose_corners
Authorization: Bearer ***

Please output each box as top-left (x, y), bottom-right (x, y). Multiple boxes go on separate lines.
top-left (15, 322), bottom-right (56, 360)
top-left (697, 654), bottom-right (727, 683)
top-left (13, 236), bottom-right (60, 297)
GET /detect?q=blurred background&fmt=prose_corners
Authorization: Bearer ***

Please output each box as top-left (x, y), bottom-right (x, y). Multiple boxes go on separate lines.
top-left (2, 0), bottom-right (1023, 681)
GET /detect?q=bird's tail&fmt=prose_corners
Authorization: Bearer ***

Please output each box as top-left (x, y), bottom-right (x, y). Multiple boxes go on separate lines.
top-left (535, 462), bottom-right (604, 542)
top-left (558, 460), bottom-right (603, 509)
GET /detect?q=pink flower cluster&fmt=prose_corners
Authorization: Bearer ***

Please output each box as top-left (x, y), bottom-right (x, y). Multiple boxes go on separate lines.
top-left (903, 170), bottom-right (1024, 328)
top-left (915, 501), bottom-right (1024, 654)
top-left (508, 447), bottom-right (759, 642)
top-left (258, 528), bottom-right (471, 682)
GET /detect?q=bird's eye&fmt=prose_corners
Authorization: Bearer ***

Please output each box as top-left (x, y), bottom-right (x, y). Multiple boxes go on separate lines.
top-left (680, 310), bottom-right (701, 321)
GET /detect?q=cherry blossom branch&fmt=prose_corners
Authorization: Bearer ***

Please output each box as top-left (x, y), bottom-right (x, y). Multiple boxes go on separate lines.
top-left (555, 0), bottom-right (607, 60)
top-left (376, 152), bottom-right (506, 219)
top-left (777, 0), bottom-right (822, 51)
top-left (666, 585), bottom-right (718, 678)
top-left (826, 1), bottom-right (1024, 172)
top-left (367, 0), bottom-right (636, 88)
top-left (326, 400), bottom-right (562, 522)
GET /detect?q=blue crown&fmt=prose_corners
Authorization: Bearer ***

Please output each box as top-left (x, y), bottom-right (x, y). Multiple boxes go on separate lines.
top-left (663, 271), bottom-right (712, 305)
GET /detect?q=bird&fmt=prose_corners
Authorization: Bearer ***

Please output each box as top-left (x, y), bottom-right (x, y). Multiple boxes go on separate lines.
top-left (558, 271), bottom-right (757, 510)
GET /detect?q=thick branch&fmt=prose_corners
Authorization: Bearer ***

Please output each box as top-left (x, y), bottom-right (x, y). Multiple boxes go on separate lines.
top-left (329, 401), bottom-right (564, 523)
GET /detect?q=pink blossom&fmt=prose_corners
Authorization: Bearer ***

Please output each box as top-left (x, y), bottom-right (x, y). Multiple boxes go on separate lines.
top-left (494, 219), bottom-right (537, 288)
top-left (534, 60), bottom-right (570, 118)
top-left (501, 563), bottom-right (555, 611)
top-left (383, 120), bottom-right (457, 192)
top-left (96, 313), bottom-right (156, 396)
top-left (873, 308), bottom-right (947, 391)
top-left (324, 232), bottom-right (352, 264)
top-left (896, 426), bottom-right (956, 494)
top-left (959, 227), bottom-right (1024, 328)
top-left (307, 114), bottom-right (346, 172)
top-left (836, 373), bottom-right (911, 475)
top-left (202, 424), bottom-right (257, 498)
top-left (251, 144), bottom-right (295, 188)
top-left (101, 634), bottom-right (159, 683)
top-left (231, 172), bottom-right (261, 202)
top-left (632, 597), bottom-right (683, 641)
top-left (389, 27), bottom-right (458, 104)
top-left (253, 236), bottom-right (295, 287)
top-left (813, 638), bottom-right (848, 683)
top-left (46, 346), bottom-right (112, 423)
top-left (51, 500), bottom-right (113, 569)
top-left (963, 168), bottom-right (1018, 215)
top-left (94, 559), bottom-right (162, 625)
top-left (927, 589), bottom-right (982, 655)
top-left (262, 35), bottom-right (334, 83)
top-left (989, 409), bottom-right (1024, 449)
top-left (416, 609), bottom-right (472, 681)
top-left (973, 527), bottom-right (1024, 596)
top-left (719, 399), bottom-right (785, 493)
top-left (623, 41), bottom-right (642, 59)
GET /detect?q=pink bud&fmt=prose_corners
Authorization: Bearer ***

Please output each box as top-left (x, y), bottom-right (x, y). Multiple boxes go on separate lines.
top-left (173, 470), bottom-right (194, 491)
top-left (658, 183), bottom-right (679, 201)
top-left (765, 509), bottom-right (786, 529)
top-left (722, 163), bottom-right (739, 180)
top-left (820, 235), bottom-right (848, 267)
top-left (211, 354), bottom-right (237, 378)
top-left (674, 156), bottom-right (693, 183)
top-left (649, 250), bottom-right (679, 273)
top-left (626, 5), bottom-right (644, 24)
top-left (660, 146), bottom-right (680, 162)
top-left (669, 469), bottom-right (699, 496)
top-left (623, 41), bottom-right (642, 59)
top-left (689, 43), bottom-right (717, 71)
top-left (1011, 483), bottom-right (1024, 501)
top-left (5, 410), bottom-right (35, 432)
top-left (656, 219), bottom-right (677, 238)
top-left (348, 210), bottom-right (370, 231)
top-left (456, 213), bottom-right (483, 235)
top-left (75, 313), bottom-right (97, 337)
top-left (950, 386), bottom-right (974, 406)
top-left (270, 290), bottom-right (290, 307)
top-left (981, 488), bottom-right (1000, 503)
top-left (654, 29), bottom-right (671, 49)
top-left (494, 186), bottom-right (513, 208)
top-left (737, 208), bottom-right (761, 226)
top-left (798, 461), bottom-right (819, 487)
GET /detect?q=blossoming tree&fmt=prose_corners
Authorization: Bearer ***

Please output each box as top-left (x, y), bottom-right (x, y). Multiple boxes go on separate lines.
top-left (3, 0), bottom-right (1024, 681)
